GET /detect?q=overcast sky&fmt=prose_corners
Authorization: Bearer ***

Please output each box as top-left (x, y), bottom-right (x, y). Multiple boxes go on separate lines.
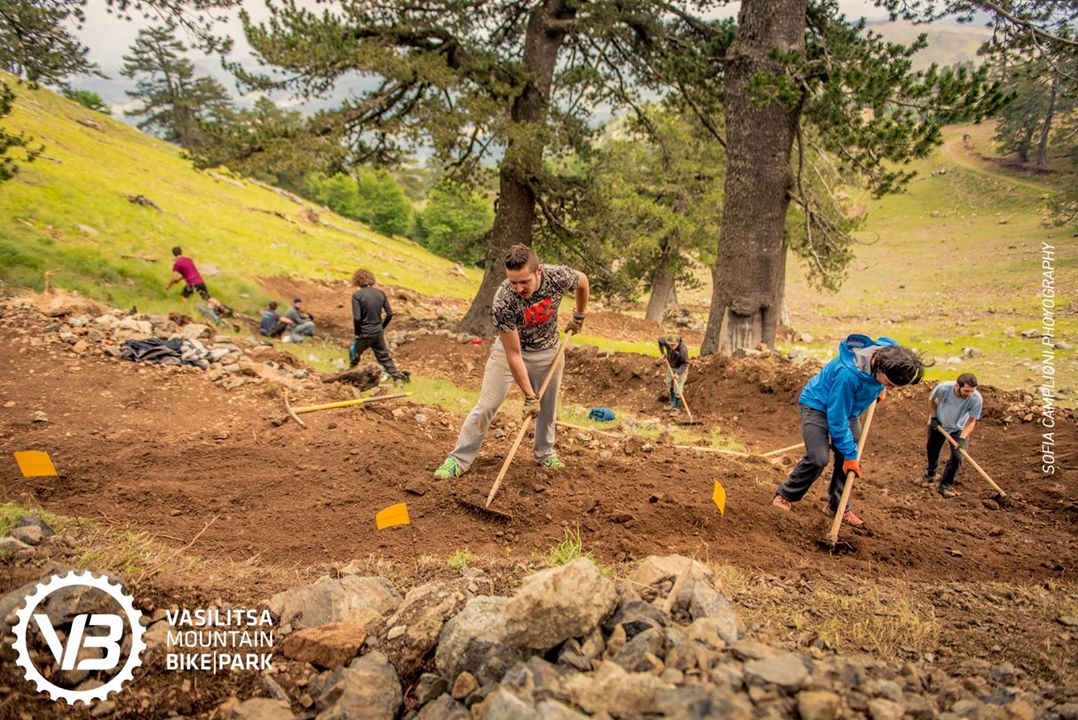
top-left (74, 0), bottom-right (904, 112)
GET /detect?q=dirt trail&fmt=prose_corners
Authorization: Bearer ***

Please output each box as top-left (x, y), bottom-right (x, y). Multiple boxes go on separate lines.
top-left (2, 307), bottom-right (1074, 592)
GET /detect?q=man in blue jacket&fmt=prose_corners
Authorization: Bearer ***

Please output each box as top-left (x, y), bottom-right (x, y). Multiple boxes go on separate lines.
top-left (772, 334), bottom-right (925, 526)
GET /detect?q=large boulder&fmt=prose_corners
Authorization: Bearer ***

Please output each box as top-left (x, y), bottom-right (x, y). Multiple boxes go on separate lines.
top-left (504, 559), bottom-right (617, 650)
top-left (314, 651), bottom-right (402, 720)
top-left (269, 576), bottom-right (402, 631)
top-left (372, 579), bottom-right (470, 679)
top-left (281, 615), bottom-right (380, 668)
top-left (436, 596), bottom-right (520, 686)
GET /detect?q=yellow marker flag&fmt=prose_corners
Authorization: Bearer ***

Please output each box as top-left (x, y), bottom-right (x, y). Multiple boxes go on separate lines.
top-left (14, 451), bottom-right (58, 478)
top-left (712, 480), bottom-right (726, 516)
top-left (375, 503), bottom-right (411, 530)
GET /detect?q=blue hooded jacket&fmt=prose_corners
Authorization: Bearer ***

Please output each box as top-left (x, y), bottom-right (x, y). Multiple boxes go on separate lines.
top-left (799, 334), bottom-right (896, 459)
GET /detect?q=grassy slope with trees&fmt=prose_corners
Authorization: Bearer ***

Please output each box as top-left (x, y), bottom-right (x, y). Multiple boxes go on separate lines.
top-left (0, 75), bottom-right (481, 315)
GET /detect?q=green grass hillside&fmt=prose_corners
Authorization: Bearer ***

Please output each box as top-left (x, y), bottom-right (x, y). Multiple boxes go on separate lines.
top-left (785, 122), bottom-right (1075, 395)
top-left (0, 76), bottom-right (481, 315)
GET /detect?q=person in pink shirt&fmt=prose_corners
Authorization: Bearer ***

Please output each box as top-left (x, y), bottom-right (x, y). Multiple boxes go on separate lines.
top-left (166, 246), bottom-right (232, 322)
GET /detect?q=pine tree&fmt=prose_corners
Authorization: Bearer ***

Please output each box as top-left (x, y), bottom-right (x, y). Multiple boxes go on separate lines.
top-left (121, 25), bottom-right (233, 150)
top-left (0, 0), bottom-right (99, 87)
top-left (0, 82), bottom-right (41, 182)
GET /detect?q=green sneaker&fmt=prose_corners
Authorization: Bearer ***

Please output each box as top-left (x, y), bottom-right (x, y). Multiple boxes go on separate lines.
top-left (542, 455), bottom-right (565, 470)
top-left (434, 456), bottom-right (463, 479)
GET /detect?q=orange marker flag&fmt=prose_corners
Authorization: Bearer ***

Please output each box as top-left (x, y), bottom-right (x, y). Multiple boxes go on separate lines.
top-left (375, 503), bottom-right (411, 530)
top-left (14, 451), bottom-right (58, 478)
top-left (712, 480), bottom-right (726, 516)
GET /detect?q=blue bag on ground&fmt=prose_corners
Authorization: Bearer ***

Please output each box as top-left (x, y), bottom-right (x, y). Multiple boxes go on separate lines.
top-left (588, 407), bottom-right (616, 422)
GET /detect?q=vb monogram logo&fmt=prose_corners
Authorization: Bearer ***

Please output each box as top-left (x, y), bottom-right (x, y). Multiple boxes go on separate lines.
top-left (12, 571), bottom-right (146, 704)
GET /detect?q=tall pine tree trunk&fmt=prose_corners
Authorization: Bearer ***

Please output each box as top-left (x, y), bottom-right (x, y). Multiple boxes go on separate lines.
top-left (701, 0), bottom-right (805, 356)
top-left (1036, 71), bottom-right (1058, 168)
top-left (458, 0), bottom-right (573, 336)
top-left (644, 238), bottom-right (678, 323)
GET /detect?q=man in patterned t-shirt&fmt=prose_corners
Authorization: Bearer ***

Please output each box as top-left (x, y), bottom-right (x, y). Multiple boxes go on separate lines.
top-left (434, 244), bottom-right (590, 479)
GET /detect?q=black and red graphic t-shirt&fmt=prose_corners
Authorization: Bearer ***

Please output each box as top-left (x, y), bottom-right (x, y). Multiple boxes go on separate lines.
top-left (491, 264), bottom-right (580, 351)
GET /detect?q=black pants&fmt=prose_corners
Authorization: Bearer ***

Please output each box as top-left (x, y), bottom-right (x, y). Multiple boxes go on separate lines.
top-left (926, 426), bottom-right (964, 490)
top-left (350, 333), bottom-right (401, 377)
top-left (263, 320), bottom-right (289, 338)
top-left (776, 406), bottom-right (862, 512)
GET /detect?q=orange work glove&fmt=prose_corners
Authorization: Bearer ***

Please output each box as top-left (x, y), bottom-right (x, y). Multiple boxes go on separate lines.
top-left (842, 459), bottom-right (862, 477)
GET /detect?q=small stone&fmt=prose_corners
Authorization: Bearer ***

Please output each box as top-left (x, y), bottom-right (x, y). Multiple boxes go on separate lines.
top-left (744, 654), bottom-right (809, 690)
top-left (1056, 615), bottom-right (1078, 628)
top-left (0, 536), bottom-right (31, 556)
top-left (71, 340), bottom-right (89, 354)
top-left (386, 625), bottom-right (406, 640)
top-left (451, 671), bottom-right (479, 699)
top-left (414, 673), bottom-right (447, 705)
top-left (11, 526), bottom-right (43, 546)
top-left (868, 698), bottom-right (904, 720)
top-left (414, 413), bottom-right (429, 424)
top-left (32, 411), bottom-right (49, 423)
top-left (229, 697), bottom-right (293, 720)
top-left (798, 690), bottom-right (840, 720)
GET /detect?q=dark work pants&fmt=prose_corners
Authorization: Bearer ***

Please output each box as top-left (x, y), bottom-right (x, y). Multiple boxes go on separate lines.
top-left (926, 426), bottom-right (964, 490)
top-left (776, 406), bottom-right (862, 512)
top-left (350, 333), bottom-right (401, 377)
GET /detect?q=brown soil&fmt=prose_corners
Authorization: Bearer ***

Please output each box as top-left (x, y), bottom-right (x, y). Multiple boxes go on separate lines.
top-left (2, 308), bottom-right (1074, 588)
top-left (2, 291), bottom-right (1076, 714)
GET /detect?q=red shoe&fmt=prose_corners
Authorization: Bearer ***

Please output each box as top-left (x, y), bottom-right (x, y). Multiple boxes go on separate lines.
top-left (841, 509), bottom-right (864, 526)
top-left (822, 504), bottom-right (864, 526)
top-left (772, 495), bottom-right (792, 511)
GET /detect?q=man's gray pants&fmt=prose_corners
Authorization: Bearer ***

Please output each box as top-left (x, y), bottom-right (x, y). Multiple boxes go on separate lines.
top-left (449, 339), bottom-right (563, 471)
top-left (776, 406), bottom-right (862, 513)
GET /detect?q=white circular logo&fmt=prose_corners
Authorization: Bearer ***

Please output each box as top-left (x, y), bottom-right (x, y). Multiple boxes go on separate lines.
top-left (11, 570), bottom-right (147, 704)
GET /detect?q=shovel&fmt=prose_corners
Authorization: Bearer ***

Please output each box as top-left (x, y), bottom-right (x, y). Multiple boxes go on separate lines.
top-left (934, 425), bottom-right (1008, 500)
top-left (483, 330), bottom-right (575, 509)
top-left (818, 400), bottom-right (878, 553)
top-left (662, 357), bottom-right (700, 425)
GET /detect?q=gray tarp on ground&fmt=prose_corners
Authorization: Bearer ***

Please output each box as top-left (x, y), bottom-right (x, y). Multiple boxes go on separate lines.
top-left (120, 338), bottom-right (212, 369)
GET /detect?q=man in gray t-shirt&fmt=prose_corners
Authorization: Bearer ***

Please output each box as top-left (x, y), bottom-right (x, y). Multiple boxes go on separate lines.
top-left (920, 373), bottom-right (983, 497)
top-left (434, 244), bottom-right (589, 479)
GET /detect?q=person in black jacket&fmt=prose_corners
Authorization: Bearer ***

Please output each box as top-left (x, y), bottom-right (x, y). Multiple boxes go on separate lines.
top-left (348, 269), bottom-right (409, 382)
top-left (658, 334), bottom-right (690, 412)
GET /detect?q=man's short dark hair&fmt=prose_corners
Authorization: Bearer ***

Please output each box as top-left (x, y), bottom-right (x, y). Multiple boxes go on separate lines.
top-left (352, 269), bottom-right (375, 287)
top-left (957, 373), bottom-right (978, 388)
top-left (872, 346), bottom-right (926, 386)
top-left (172, 246), bottom-right (182, 256)
top-left (504, 244), bottom-right (538, 272)
top-left (268, 300), bottom-right (278, 310)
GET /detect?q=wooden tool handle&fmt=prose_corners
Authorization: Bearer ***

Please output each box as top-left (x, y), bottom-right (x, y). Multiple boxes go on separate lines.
top-left (485, 332), bottom-right (575, 508)
top-left (935, 425), bottom-right (1007, 497)
top-left (662, 356), bottom-right (694, 423)
top-left (828, 400), bottom-right (878, 545)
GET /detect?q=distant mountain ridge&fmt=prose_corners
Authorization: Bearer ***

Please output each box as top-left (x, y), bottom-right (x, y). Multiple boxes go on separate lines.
top-left (866, 19), bottom-right (992, 69)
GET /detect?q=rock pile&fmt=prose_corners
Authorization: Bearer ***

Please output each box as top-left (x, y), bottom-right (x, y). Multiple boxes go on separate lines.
top-left (225, 555), bottom-right (1069, 720)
